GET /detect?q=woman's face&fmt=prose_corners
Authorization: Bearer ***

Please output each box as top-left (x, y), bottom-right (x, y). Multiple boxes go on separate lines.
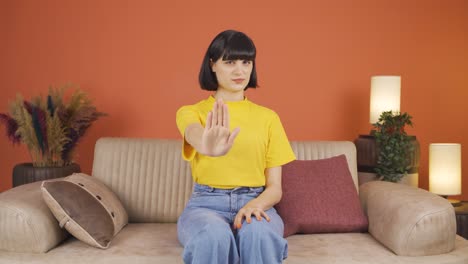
top-left (211, 58), bottom-right (253, 92)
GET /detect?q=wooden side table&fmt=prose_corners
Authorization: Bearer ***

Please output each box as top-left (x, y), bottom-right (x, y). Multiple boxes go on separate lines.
top-left (455, 201), bottom-right (468, 239)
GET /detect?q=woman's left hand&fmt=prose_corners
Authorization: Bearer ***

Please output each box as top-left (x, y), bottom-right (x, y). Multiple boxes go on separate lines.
top-left (233, 206), bottom-right (270, 229)
top-left (233, 167), bottom-right (282, 230)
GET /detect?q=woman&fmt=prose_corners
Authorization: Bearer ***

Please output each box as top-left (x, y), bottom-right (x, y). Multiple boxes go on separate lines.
top-left (176, 29), bottom-right (295, 264)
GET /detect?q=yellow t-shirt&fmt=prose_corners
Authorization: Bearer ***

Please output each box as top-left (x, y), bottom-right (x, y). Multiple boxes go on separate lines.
top-left (176, 95), bottom-right (296, 189)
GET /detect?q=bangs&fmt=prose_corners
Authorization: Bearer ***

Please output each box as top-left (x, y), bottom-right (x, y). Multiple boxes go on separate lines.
top-left (222, 34), bottom-right (256, 61)
top-left (211, 31), bottom-right (256, 61)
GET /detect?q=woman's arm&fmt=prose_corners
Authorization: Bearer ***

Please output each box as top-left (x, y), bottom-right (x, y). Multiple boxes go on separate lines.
top-left (233, 166), bottom-right (282, 229)
top-left (185, 99), bottom-right (240, 156)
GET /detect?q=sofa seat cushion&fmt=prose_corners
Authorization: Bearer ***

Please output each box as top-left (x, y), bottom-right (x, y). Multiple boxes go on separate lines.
top-left (0, 224), bottom-right (467, 264)
top-left (0, 223), bottom-right (183, 264)
top-left (286, 233), bottom-right (468, 264)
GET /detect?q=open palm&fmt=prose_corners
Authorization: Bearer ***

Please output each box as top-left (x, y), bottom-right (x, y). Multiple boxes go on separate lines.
top-left (200, 99), bottom-right (240, 156)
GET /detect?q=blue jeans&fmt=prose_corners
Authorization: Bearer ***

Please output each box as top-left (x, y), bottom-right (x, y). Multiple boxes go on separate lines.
top-left (177, 183), bottom-right (288, 264)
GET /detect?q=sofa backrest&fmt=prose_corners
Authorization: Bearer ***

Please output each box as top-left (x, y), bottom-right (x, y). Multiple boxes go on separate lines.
top-left (92, 138), bottom-right (358, 223)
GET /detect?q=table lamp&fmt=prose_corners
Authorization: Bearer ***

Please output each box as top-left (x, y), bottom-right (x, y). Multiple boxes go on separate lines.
top-left (429, 143), bottom-right (462, 206)
top-left (369, 76), bottom-right (401, 124)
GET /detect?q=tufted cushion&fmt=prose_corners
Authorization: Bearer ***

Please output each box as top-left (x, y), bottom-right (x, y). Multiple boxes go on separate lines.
top-left (41, 173), bottom-right (128, 249)
top-left (275, 155), bottom-right (368, 237)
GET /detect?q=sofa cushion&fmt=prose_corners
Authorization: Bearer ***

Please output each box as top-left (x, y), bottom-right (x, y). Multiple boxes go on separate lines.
top-left (275, 155), bottom-right (368, 237)
top-left (0, 181), bottom-right (69, 253)
top-left (359, 181), bottom-right (456, 256)
top-left (41, 173), bottom-right (128, 249)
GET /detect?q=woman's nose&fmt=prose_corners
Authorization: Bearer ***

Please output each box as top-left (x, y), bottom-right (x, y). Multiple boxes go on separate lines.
top-left (233, 62), bottom-right (244, 74)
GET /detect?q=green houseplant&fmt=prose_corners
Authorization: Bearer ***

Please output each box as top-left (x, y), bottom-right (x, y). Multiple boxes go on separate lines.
top-left (371, 111), bottom-right (416, 182)
top-left (0, 84), bottom-right (106, 186)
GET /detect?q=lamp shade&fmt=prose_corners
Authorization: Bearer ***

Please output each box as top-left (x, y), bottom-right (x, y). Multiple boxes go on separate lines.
top-left (429, 143), bottom-right (462, 196)
top-left (369, 76), bottom-right (401, 124)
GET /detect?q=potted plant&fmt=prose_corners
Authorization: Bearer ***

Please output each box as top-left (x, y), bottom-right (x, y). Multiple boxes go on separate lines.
top-left (372, 111), bottom-right (419, 183)
top-left (0, 84), bottom-right (106, 186)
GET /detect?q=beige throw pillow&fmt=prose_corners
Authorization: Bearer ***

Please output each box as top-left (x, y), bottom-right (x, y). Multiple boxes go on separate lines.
top-left (41, 173), bottom-right (128, 249)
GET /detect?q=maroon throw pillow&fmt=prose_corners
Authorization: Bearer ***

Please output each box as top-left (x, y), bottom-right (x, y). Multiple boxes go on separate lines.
top-left (275, 155), bottom-right (368, 237)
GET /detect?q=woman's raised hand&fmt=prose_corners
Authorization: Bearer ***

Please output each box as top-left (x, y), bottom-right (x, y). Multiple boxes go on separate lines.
top-left (200, 99), bottom-right (240, 156)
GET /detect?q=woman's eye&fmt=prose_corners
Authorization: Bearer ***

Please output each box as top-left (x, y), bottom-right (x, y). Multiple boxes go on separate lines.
top-left (224, 60), bottom-right (234, 64)
top-left (243, 60), bottom-right (252, 65)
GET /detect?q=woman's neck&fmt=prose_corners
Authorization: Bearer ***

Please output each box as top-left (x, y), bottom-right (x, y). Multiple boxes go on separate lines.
top-left (213, 90), bottom-right (245, 102)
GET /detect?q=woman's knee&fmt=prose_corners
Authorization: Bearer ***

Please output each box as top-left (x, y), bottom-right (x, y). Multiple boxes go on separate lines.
top-left (237, 218), bottom-right (283, 239)
top-left (183, 223), bottom-right (238, 264)
top-left (236, 220), bottom-right (288, 263)
top-left (177, 208), bottom-right (231, 246)
top-left (187, 223), bottom-right (235, 247)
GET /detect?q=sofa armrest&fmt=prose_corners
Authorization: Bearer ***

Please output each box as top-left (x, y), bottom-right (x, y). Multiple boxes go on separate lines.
top-left (359, 181), bottom-right (456, 256)
top-left (0, 181), bottom-right (68, 253)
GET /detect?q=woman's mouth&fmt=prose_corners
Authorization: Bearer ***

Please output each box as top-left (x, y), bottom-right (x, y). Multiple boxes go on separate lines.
top-left (233, 79), bottom-right (245, 84)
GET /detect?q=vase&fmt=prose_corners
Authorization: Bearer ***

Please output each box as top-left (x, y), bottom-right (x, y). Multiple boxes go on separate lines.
top-left (12, 163), bottom-right (81, 187)
top-left (354, 134), bottom-right (420, 187)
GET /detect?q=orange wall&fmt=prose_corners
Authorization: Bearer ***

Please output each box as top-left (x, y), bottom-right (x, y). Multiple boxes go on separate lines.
top-left (1, 0), bottom-right (468, 200)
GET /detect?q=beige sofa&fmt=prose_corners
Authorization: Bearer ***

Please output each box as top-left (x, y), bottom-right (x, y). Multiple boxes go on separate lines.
top-left (1, 137), bottom-right (468, 264)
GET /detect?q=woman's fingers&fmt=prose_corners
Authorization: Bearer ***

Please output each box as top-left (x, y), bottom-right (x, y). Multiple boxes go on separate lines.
top-left (233, 208), bottom-right (270, 229)
top-left (260, 211), bottom-right (271, 222)
top-left (227, 127), bottom-right (240, 145)
top-left (223, 104), bottom-right (229, 128)
top-left (212, 101), bottom-right (218, 126)
top-left (211, 99), bottom-right (235, 130)
top-left (211, 99), bottom-right (226, 126)
top-left (253, 211), bottom-right (262, 221)
top-left (233, 211), bottom-right (243, 229)
top-left (205, 111), bottom-right (212, 129)
top-left (245, 211), bottom-right (252, 224)
top-left (217, 99), bottom-right (223, 126)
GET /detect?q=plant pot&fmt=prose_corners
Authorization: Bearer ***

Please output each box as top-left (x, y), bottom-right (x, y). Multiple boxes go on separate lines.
top-left (354, 134), bottom-right (420, 187)
top-left (12, 163), bottom-right (81, 187)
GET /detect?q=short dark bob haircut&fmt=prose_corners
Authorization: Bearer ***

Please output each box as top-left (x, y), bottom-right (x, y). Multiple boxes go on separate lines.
top-left (199, 30), bottom-right (258, 91)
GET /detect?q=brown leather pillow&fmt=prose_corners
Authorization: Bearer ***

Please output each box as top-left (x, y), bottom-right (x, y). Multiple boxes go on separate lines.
top-left (275, 155), bottom-right (368, 237)
top-left (41, 173), bottom-right (128, 249)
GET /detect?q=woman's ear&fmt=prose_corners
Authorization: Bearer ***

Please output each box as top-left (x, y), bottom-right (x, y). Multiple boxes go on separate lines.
top-left (210, 59), bottom-right (216, 73)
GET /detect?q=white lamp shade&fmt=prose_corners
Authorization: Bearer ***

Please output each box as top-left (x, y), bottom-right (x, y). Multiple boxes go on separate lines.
top-left (369, 76), bottom-right (401, 124)
top-left (429, 143), bottom-right (462, 196)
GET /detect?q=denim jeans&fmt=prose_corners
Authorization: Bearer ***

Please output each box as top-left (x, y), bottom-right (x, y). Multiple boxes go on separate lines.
top-left (177, 183), bottom-right (288, 264)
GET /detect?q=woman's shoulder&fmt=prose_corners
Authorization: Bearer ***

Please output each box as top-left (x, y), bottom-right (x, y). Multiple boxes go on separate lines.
top-left (247, 100), bottom-right (279, 118)
top-left (177, 97), bottom-right (213, 112)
